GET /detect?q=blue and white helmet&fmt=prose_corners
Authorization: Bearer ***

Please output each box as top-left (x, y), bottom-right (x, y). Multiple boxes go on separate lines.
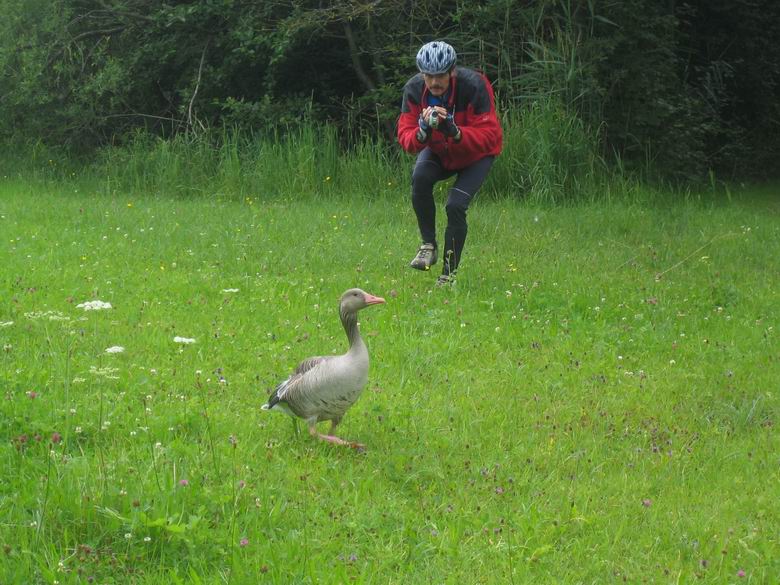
top-left (416, 41), bottom-right (457, 75)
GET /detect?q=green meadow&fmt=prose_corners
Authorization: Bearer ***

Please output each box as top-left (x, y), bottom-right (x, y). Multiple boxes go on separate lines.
top-left (0, 174), bottom-right (778, 583)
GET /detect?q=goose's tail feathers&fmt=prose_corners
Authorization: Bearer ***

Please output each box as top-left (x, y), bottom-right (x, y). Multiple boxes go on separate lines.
top-left (261, 393), bottom-right (280, 411)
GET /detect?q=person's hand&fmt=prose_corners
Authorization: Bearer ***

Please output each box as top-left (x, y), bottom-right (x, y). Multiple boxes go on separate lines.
top-left (416, 106), bottom-right (452, 142)
top-left (438, 113), bottom-right (460, 140)
top-left (416, 113), bottom-right (431, 142)
top-left (422, 106), bottom-right (447, 128)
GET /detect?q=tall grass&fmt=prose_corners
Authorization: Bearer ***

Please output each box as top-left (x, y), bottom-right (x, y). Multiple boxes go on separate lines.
top-left (475, 0), bottom-right (630, 202)
top-left (3, 103), bottom-right (620, 204)
top-left (96, 125), bottom-right (403, 201)
top-left (101, 106), bottom-right (615, 203)
top-left (486, 98), bottom-right (615, 203)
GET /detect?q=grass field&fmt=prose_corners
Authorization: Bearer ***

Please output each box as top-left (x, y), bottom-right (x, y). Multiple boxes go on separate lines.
top-left (1, 178), bottom-right (778, 584)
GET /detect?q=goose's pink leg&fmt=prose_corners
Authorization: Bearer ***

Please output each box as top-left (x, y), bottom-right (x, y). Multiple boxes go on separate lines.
top-left (307, 420), bottom-right (364, 450)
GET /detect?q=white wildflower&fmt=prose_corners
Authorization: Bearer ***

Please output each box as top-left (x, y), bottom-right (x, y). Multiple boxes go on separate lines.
top-left (25, 310), bottom-right (70, 321)
top-left (89, 365), bottom-right (120, 379)
top-left (222, 288), bottom-right (240, 293)
top-left (173, 336), bottom-right (196, 344)
top-left (76, 300), bottom-right (112, 311)
top-left (105, 346), bottom-right (125, 354)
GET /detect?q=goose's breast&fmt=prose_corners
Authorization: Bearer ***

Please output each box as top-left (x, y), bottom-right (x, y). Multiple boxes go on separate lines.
top-left (308, 357), bottom-right (368, 415)
top-left (318, 356), bottom-right (368, 396)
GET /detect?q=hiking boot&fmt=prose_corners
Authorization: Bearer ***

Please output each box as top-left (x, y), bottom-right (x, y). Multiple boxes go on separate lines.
top-left (409, 243), bottom-right (438, 271)
top-left (435, 273), bottom-right (456, 287)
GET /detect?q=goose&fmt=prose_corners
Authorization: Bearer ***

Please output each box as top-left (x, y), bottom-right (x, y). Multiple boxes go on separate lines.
top-left (262, 288), bottom-right (385, 449)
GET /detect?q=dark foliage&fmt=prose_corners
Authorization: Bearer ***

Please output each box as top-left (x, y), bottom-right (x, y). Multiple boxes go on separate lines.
top-left (1, 0), bottom-right (778, 181)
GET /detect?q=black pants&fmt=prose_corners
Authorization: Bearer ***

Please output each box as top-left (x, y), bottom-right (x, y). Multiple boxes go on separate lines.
top-left (411, 148), bottom-right (495, 275)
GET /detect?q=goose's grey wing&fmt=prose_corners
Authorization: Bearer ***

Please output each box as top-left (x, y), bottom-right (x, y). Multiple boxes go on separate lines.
top-left (264, 356), bottom-right (332, 414)
top-left (294, 356), bottom-right (328, 376)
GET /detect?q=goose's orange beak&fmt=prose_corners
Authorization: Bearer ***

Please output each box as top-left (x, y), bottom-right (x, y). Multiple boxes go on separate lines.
top-left (364, 293), bottom-right (386, 305)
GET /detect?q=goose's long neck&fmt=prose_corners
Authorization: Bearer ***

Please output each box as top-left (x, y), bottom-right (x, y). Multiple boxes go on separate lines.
top-left (340, 307), bottom-right (364, 351)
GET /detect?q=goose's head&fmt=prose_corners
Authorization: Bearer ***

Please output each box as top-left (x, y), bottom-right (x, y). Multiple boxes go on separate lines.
top-left (340, 288), bottom-right (386, 314)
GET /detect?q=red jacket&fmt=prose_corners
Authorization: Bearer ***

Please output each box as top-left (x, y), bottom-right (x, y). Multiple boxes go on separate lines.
top-left (397, 67), bottom-right (503, 170)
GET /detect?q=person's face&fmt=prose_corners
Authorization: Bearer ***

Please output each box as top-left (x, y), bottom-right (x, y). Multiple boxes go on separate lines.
top-left (422, 72), bottom-right (451, 96)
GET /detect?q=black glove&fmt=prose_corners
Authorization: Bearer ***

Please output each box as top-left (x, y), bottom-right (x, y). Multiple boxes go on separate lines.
top-left (438, 114), bottom-right (460, 140)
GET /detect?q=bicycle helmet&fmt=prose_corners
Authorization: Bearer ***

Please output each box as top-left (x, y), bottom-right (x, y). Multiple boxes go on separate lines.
top-left (416, 41), bottom-right (457, 75)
